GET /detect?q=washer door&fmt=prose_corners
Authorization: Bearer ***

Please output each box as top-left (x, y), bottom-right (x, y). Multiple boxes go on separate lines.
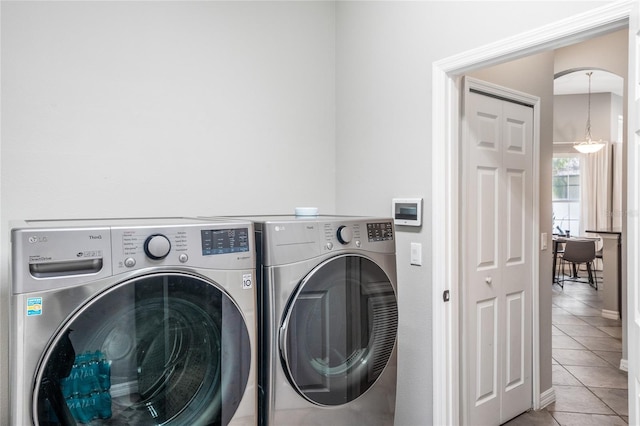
top-left (280, 254), bottom-right (398, 406)
top-left (34, 272), bottom-right (251, 426)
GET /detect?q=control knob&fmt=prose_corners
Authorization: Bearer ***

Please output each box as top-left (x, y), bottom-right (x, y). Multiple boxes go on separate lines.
top-left (144, 234), bottom-right (171, 260)
top-left (336, 226), bottom-right (353, 245)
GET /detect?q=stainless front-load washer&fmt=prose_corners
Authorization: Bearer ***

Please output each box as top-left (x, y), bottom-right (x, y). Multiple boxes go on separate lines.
top-left (240, 215), bottom-right (398, 426)
top-left (10, 218), bottom-right (257, 426)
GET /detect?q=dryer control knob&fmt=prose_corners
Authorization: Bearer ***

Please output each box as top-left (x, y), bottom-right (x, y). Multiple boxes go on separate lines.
top-left (144, 234), bottom-right (171, 260)
top-left (337, 226), bottom-right (353, 245)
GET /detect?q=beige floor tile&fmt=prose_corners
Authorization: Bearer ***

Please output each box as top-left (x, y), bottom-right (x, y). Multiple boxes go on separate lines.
top-left (572, 336), bottom-right (622, 352)
top-left (552, 349), bottom-right (610, 367)
top-left (550, 412), bottom-right (627, 425)
top-left (561, 305), bottom-right (603, 317)
top-left (503, 409), bottom-right (560, 425)
top-left (598, 326), bottom-right (623, 339)
top-left (547, 273), bottom-right (628, 423)
top-left (548, 385), bottom-right (614, 414)
top-left (552, 325), bottom-right (566, 336)
top-left (553, 299), bottom-right (593, 309)
top-left (552, 307), bottom-right (573, 317)
top-left (553, 335), bottom-right (586, 350)
top-left (552, 364), bottom-right (581, 386)
top-left (563, 365), bottom-right (628, 389)
top-left (580, 316), bottom-right (622, 327)
top-left (555, 324), bottom-right (611, 337)
top-left (552, 315), bottom-right (589, 326)
top-left (590, 387), bottom-right (629, 416)
top-left (593, 351), bottom-right (623, 368)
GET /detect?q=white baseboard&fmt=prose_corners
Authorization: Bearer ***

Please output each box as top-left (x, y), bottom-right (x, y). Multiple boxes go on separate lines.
top-left (620, 358), bottom-right (629, 372)
top-left (539, 387), bottom-right (556, 409)
top-left (602, 309), bottom-right (620, 320)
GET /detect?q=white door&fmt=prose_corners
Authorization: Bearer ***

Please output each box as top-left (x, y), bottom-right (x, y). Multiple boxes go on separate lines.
top-left (461, 79), bottom-right (533, 425)
top-left (627, 1), bottom-right (640, 424)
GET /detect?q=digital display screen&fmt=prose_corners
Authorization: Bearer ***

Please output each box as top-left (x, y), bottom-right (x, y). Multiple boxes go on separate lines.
top-left (367, 222), bottom-right (394, 242)
top-left (394, 203), bottom-right (418, 220)
top-left (201, 228), bottom-right (250, 256)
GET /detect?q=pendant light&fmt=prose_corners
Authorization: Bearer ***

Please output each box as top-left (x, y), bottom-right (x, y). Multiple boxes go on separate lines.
top-left (573, 71), bottom-right (605, 154)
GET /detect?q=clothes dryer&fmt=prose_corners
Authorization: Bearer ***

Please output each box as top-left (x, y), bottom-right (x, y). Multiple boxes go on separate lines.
top-left (242, 215), bottom-right (398, 426)
top-left (10, 218), bottom-right (257, 426)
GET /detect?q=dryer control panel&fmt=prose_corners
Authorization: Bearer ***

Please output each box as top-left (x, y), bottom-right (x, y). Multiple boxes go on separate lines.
top-left (256, 216), bottom-right (395, 266)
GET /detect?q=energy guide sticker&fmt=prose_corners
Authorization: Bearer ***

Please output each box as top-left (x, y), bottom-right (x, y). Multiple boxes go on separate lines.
top-left (27, 297), bottom-right (43, 316)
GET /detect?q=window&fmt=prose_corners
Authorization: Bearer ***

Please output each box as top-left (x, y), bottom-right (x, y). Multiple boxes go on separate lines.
top-left (552, 155), bottom-right (581, 236)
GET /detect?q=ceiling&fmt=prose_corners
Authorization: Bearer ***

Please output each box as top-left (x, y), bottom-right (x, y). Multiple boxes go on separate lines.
top-left (554, 69), bottom-right (624, 97)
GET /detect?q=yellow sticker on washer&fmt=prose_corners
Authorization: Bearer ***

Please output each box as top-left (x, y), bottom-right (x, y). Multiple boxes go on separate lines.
top-left (27, 297), bottom-right (43, 316)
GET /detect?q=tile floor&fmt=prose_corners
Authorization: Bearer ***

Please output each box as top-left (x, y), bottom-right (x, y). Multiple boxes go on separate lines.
top-left (504, 278), bottom-right (627, 425)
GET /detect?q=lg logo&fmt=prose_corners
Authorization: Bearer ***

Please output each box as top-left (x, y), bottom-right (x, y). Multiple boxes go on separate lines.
top-left (28, 236), bottom-right (48, 244)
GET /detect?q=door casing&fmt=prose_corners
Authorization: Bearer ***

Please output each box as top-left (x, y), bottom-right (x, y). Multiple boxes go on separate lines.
top-left (431, 2), bottom-right (636, 425)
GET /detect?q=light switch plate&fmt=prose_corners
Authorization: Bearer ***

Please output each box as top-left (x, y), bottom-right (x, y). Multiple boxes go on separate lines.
top-left (541, 233), bottom-right (548, 250)
top-left (410, 242), bottom-right (422, 266)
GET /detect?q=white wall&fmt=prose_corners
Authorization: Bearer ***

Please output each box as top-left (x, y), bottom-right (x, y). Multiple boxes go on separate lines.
top-left (1, 1), bottom-right (337, 220)
top-left (334, 2), bottom-right (610, 424)
top-left (0, 1), bottom-right (336, 422)
top-left (554, 92), bottom-right (618, 143)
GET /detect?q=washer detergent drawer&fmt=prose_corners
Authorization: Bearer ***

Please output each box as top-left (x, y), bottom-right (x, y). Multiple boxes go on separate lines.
top-left (11, 227), bottom-right (113, 294)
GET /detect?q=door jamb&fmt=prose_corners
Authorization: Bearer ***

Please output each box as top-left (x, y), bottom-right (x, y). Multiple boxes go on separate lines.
top-left (431, 2), bottom-right (634, 425)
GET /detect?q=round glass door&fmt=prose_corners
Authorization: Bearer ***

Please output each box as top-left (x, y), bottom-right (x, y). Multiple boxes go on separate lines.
top-left (280, 255), bottom-right (398, 406)
top-left (35, 273), bottom-right (251, 426)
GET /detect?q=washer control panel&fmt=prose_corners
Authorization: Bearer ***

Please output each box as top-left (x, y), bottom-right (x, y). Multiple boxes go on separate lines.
top-left (111, 223), bottom-right (253, 273)
top-left (11, 219), bottom-right (255, 294)
top-left (144, 234), bottom-right (172, 260)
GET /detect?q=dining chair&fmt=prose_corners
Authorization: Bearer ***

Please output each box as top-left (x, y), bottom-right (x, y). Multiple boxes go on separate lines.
top-left (554, 241), bottom-right (566, 287)
top-left (560, 239), bottom-right (597, 289)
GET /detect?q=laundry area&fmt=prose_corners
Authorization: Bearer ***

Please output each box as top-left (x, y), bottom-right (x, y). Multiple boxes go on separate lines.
top-left (1, 1), bottom-right (639, 426)
top-left (9, 215), bottom-right (398, 425)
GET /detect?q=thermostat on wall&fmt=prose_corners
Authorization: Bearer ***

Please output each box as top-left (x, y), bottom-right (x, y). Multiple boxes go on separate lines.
top-left (392, 198), bottom-right (422, 227)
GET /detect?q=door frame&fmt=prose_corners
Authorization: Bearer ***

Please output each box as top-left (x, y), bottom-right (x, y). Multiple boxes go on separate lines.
top-left (431, 2), bottom-right (635, 425)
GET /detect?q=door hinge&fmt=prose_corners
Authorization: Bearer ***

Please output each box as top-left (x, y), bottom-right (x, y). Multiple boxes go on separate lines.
top-left (443, 290), bottom-right (450, 302)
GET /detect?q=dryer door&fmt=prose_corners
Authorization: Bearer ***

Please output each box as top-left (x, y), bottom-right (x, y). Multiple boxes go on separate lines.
top-left (280, 254), bottom-right (398, 406)
top-left (34, 272), bottom-right (251, 426)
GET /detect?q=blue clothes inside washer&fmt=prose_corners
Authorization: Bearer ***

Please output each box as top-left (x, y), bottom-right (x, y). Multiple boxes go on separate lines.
top-left (61, 351), bottom-right (112, 422)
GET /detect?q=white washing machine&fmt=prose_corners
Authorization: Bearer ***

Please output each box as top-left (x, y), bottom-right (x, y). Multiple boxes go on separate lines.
top-left (239, 215), bottom-right (398, 426)
top-left (10, 218), bottom-right (257, 426)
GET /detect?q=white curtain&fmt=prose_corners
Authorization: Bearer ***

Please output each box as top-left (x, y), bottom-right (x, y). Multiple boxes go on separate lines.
top-left (611, 141), bottom-right (624, 229)
top-left (580, 141), bottom-right (622, 234)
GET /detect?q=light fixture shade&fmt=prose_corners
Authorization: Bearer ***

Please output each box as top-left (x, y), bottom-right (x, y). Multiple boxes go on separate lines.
top-left (574, 140), bottom-right (605, 154)
top-left (574, 71), bottom-right (607, 154)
